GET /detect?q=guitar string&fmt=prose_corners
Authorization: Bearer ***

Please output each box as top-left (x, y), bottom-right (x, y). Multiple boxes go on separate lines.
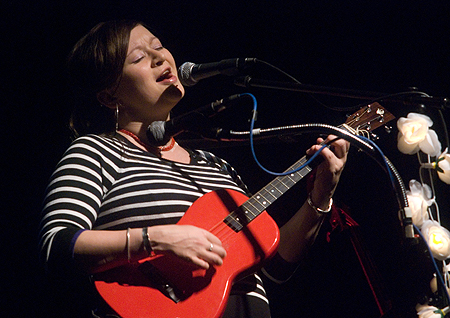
top-left (208, 148), bottom-right (314, 244)
top-left (209, 218), bottom-right (235, 246)
top-left (206, 105), bottom-right (376, 249)
top-left (344, 105), bottom-right (373, 128)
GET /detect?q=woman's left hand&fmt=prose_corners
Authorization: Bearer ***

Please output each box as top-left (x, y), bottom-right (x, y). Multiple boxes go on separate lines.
top-left (305, 135), bottom-right (350, 210)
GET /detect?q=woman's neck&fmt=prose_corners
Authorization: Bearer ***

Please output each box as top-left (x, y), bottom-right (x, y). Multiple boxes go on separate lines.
top-left (117, 129), bottom-right (190, 164)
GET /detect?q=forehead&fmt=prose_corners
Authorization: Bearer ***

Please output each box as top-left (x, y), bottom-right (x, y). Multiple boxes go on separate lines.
top-left (128, 25), bottom-right (157, 51)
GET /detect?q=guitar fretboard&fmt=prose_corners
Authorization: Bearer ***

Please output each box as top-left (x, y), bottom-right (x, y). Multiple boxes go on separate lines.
top-left (224, 155), bottom-right (313, 232)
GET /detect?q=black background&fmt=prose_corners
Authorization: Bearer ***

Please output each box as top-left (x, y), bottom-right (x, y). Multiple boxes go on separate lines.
top-left (4, 1), bottom-right (450, 317)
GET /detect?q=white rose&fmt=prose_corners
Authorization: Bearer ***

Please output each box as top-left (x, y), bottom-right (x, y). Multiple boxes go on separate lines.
top-left (416, 304), bottom-right (444, 318)
top-left (421, 220), bottom-right (450, 261)
top-left (397, 113), bottom-right (441, 157)
top-left (435, 149), bottom-right (450, 184)
top-left (406, 180), bottom-right (432, 228)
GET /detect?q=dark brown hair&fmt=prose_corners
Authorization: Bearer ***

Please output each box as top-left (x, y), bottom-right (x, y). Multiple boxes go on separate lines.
top-left (67, 20), bottom-right (143, 137)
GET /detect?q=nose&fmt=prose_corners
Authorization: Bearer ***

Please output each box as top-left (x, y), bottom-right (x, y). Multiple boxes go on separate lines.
top-left (151, 49), bottom-right (165, 67)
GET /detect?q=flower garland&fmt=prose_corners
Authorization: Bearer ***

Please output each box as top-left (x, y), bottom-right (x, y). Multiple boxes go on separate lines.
top-left (396, 112), bottom-right (450, 317)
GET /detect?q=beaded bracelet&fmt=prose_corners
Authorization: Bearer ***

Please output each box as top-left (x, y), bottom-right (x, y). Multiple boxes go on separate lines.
top-left (142, 227), bottom-right (153, 256)
top-left (307, 193), bottom-right (333, 213)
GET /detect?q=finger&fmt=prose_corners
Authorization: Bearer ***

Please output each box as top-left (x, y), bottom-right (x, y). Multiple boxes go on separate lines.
top-left (195, 246), bottom-right (225, 267)
top-left (206, 241), bottom-right (227, 259)
top-left (204, 252), bottom-right (224, 266)
top-left (318, 135), bottom-right (348, 158)
top-left (306, 144), bottom-right (324, 156)
top-left (316, 146), bottom-right (336, 164)
top-left (331, 139), bottom-right (350, 159)
top-left (190, 256), bottom-right (211, 270)
top-left (184, 248), bottom-right (224, 269)
top-left (204, 232), bottom-right (223, 247)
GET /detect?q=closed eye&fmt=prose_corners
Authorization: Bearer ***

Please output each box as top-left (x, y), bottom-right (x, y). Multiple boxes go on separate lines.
top-left (132, 56), bottom-right (145, 64)
top-left (153, 44), bottom-right (165, 51)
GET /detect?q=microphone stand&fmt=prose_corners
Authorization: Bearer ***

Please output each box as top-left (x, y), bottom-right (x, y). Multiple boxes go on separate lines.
top-left (235, 76), bottom-right (450, 110)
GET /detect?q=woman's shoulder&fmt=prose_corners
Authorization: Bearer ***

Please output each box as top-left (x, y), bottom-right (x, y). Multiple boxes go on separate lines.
top-left (70, 133), bottom-right (121, 146)
top-left (66, 133), bottom-right (125, 155)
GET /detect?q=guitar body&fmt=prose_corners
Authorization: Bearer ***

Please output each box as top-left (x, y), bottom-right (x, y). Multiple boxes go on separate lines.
top-left (94, 102), bottom-right (394, 317)
top-left (95, 189), bottom-right (280, 318)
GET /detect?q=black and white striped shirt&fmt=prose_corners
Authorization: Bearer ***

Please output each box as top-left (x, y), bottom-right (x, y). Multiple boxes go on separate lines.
top-left (39, 133), bottom-right (270, 315)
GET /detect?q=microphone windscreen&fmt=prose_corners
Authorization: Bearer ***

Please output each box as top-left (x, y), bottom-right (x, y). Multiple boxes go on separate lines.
top-left (178, 62), bottom-right (196, 87)
top-left (147, 121), bottom-right (171, 147)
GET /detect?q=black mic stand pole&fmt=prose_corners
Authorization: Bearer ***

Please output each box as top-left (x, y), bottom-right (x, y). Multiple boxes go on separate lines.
top-left (235, 76), bottom-right (450, 110)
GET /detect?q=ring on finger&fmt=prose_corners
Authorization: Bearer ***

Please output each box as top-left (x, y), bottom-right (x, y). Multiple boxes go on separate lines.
top-left (208, 243), bottom-right (213, 251)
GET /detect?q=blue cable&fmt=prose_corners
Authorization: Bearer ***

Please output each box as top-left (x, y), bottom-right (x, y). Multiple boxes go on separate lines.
top-left (242, 92), bottom-right (328, 176)
top-left (355, 135), bottom-right (397, 191)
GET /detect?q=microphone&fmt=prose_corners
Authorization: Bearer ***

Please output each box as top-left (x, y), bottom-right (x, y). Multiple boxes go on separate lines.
top-left (178, 58), bottom-right (257, 87)
top-left (147, 94), bottom-right (243, 146)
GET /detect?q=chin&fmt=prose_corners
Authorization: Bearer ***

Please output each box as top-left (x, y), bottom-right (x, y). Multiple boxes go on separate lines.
top-left (158, 84), bottom-right (184, 108)
top-left (168, 83), bottom-right (185, 97)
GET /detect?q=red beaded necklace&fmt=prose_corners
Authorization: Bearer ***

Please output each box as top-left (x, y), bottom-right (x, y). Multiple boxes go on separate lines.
top-left (119, 129), bottom-right (176, 152)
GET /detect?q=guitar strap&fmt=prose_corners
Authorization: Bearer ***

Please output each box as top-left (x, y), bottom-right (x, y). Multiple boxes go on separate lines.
top-left (327, 206), bottom-right (393, 317)
top-left (305, 166), bottom-right (392, 316)
top-left (190, 148), bottom-right (252, 195)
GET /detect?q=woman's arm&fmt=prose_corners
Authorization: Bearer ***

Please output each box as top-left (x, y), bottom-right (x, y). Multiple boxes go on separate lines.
top-left (39, 137), bottom-right (226, 276)
top-left (277, 135), bottom-right (350, 263)
top-left (73, 224), bottom-right (227, 274)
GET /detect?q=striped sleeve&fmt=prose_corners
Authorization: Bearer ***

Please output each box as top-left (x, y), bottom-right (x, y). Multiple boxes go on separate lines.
top-left (38, 135), bottom-right (111, 274)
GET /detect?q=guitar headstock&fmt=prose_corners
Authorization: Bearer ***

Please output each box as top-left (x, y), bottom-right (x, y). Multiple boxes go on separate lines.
top-left (343, 102), bottom-right (395, 138)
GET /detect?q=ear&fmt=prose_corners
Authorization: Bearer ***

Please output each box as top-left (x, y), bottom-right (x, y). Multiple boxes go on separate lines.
top-left (97, 90), bottom-right (119, 109)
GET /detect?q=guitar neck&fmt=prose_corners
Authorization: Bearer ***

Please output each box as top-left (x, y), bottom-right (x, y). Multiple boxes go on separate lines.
top-left (223, 102), bottom-right (394, 232)
top-left (224, 154), bottom-right (315, 232)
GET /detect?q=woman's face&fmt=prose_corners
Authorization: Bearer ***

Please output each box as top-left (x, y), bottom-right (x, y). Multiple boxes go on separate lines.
top-left (113, 25), bottom-right (185, 123)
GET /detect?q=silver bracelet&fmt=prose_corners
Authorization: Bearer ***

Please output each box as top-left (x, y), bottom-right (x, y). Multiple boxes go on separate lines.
top-left (142, 227), bottom-right (153, 256)
top-left (126, 228), bottom-right (131, 263)
top-left (307, 193), bottom-right (333, 213)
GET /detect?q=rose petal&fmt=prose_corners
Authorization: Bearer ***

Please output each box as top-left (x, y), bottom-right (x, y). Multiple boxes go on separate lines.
top-left (407, 113), bottom-right (434, 126)
top-left (409, 179), bottom-right (423, 195)
top-left (438, 169), bottom-right (450, 184)
top-left (437, 154), bottom-right (450, 184)
top-left (419, 129), bottom-right (441, 157)
top-left (422, 183), bottom-right (433, 201)
top-left (421, 220), bottom-right (450, 260)
top-left (407, 194), bottom-right (429, 227)
top-left (397, 133), bottom-right (420, 154)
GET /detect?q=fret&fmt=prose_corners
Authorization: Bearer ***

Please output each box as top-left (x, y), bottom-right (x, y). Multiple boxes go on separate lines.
top-left (223, 158), bottom-right (313, 231)
top-left (224, 204), bottom-right (260, 231)
top-left (249, 194), bottom-right (271, 209)
top-left (281, 175), bottom-right (296, 188)
top-left (268, 183), bottom-right (283, 196)
top-left (243, 200), bottom-right (263, 218)
top-left (284, 174), bottom-right (296, 184)
top-left (257, 188), bottom-right (277, 202)
top-left (240, 205), bottom-right (257, 220)
top-left (224, 210), bottom-right (245, 232)
top-left (242, 160), bottom-right (314, 223)
top-left (273, 179), bottom-right (290, 192)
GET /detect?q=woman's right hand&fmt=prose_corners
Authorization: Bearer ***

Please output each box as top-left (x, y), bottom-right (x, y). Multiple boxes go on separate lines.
top-left (149, 225), bottom-right (227, 269)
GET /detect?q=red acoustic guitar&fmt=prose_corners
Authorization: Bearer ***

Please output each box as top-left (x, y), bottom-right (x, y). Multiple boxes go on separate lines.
top-left (95, 103), bottom-right (394, 318)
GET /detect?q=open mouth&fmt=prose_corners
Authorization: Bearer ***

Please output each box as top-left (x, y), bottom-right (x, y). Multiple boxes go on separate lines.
top-left (156, 69), bottom-right (172, 82)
